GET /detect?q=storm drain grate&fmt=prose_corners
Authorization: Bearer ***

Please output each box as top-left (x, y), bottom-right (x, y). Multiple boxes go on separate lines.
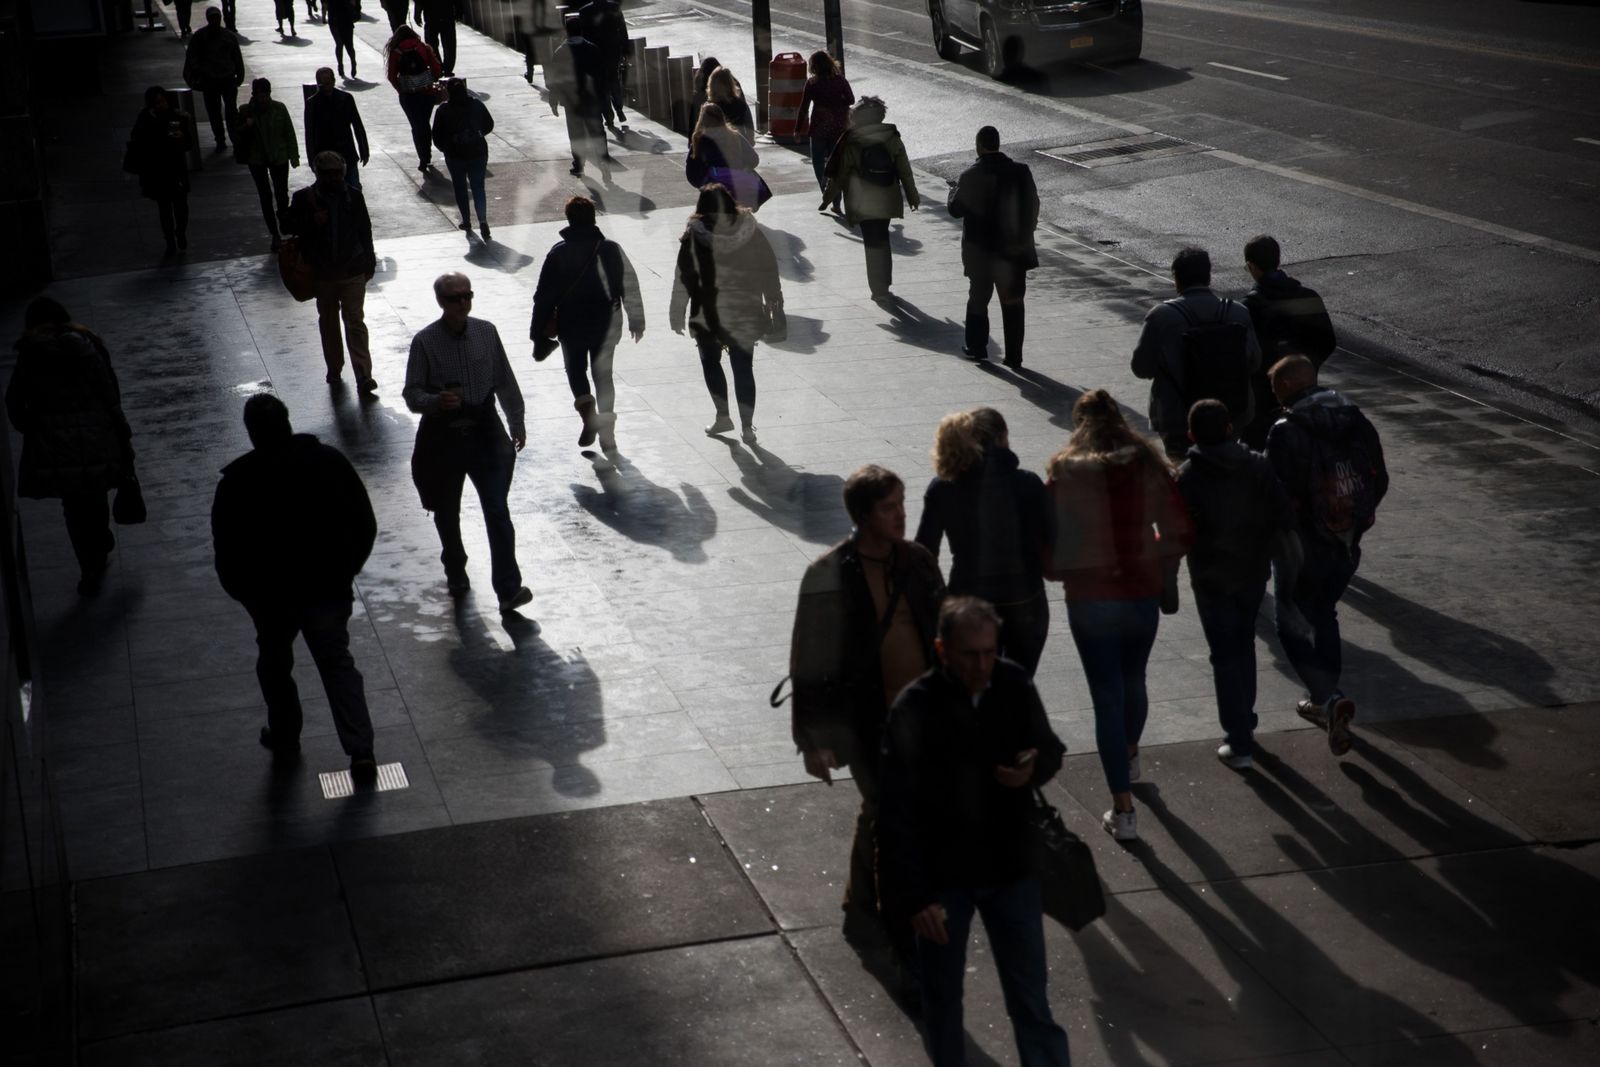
top-left (1037, 134), bottom-right (1211, 168)
top-left (320, 762), bottom-right (410, 799)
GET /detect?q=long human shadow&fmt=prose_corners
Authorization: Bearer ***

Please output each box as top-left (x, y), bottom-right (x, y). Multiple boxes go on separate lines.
top-left (581, 177), bottom-right (658, 216)
top-left (721, 441), bottom-right (850, 550)
top-left (976, 361), bottom-right (1084, 430)
top-left (871, 294), bottom-right (962, 355)
top-left (757, 224), bottom-right (815, 283)
top-left (1129, 781), bottom-right (1490, 1063)
top-left (570, 464), bottom-right (716, 563)
top-left (762, 311), bottom-right (830, 355)
top-left (451, 605), bottom-right (605, 798)
top-left (463, 235), bottom-right (536, 273)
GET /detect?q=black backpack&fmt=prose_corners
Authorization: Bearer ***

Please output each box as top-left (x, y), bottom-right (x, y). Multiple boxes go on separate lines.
top-left (1175, 299), bottom-right (1251, 419)
top-left (859, 141), bottom-right (895, 186)
top-left (1296, 410), bottom-right (1382, 546)
top-left (398, 48), bottom-right (427, 77)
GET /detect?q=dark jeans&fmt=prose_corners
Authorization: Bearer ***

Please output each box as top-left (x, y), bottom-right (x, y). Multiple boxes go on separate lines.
top-left (917, 879), bottom-right (1072, 1067)
top-left (1275, 537), bottom-right (1359, 705)
top-left (154, 192), bottom-right (190, 240)
top-left (1067, 597), bottom-right (1160, 795)
top-left (994, 590), bottom-right (1050, 677)
top-left (1195, 584), bottom-right (1267, 755)
top-left (445, 157), bottom-right (488, 225)
top-left (199, 80), bottom-right (239, 145)
top-left (810, 134), bottom-right (835, 192)
top-left (600, 64), bottom-right (626, 125)
top-left (61, 491), bottom-right (113, 575)
top-left (844, 736), bottom-right (915, 960)
top-left (381, 0), bottom-right (407, 31)
top-left (424, 18), bottom-right (458, 73)
top-left (860, 218), bottom-right (892, 296)
top-left (247, 595), bottom-right (375, 757)
top-left (331, 19), bottom-right (356, 65)
top-left (695, 332), bottom-right (756, 425)
top-left (560, 324), bottom-right (620, 410)
top-left (248, 162), bottom-right (291, 237)
top-left (966, 258), bottom-right (1027, 362)
top-left (174, 1), bottom-right (192, 32)
top-left (430, 430), bottom-right (524, 599)
top-left (399, 91), bottom-right (437, 167)
top-left (219, 0), bottom-right (237, 31)
top-left (564, 102), bottom-right (608, 170)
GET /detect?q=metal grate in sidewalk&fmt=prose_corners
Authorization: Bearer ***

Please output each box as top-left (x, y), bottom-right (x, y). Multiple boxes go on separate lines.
top-left (319, 763), bottom-right (410, 799)
top-left (1037, 134), bottom-right (1212, 168)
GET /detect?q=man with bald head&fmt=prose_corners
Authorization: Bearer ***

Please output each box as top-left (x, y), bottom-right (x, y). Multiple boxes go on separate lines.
top-left (304, 67), bottom-right (369, 189)
top-left (404, 274), bottom-right (533, 613)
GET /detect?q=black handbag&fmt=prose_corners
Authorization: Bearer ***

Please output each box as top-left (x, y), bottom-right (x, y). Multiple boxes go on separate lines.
top-left (764, 302), bottom-right (788, 343)
top-left (1029, 787), bottom-right (1106, 931)
top-left (112, 474), bottom-right (147, 525)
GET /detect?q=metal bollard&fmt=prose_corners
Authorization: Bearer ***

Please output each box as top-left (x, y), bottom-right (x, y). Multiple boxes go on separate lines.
top-left (165, 88), bottom-right (204, 172)
top-left (644, 46), bottom-right (669, 126)
top-left (625, 37), bottom-right (648, 112)
top-left (667, 54), bottom-right (694, 136)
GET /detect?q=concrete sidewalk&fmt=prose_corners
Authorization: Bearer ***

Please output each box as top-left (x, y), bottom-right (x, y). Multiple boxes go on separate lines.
top-left (9, 7), bottom-right (1600, 1064)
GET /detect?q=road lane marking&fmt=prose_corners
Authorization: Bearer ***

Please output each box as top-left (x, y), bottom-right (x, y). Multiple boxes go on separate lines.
top-left (1207, 61), bottom-right (1289, 81)
top-left (1577, 137), bottom-right (1600, 147)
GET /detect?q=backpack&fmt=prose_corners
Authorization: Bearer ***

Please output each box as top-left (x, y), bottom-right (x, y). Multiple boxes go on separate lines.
top-left (1296, 411), bottom-right (1381, 546)
top-left (397, 47), bottom-right (433, 92)
top-left (1174, 299), bottom-right (1251, 419)
top-left (448, 105), bottom-right (487, 157)
top-left (859, 141), bottom-right (895, 186)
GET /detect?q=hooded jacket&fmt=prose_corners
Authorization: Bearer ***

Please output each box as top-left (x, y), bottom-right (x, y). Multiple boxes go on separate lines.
top-left (947, 151), bottom-right (1040, 273)
top-left (211, 434), bottom-right (376, 607)
top-left (1241, 270), bottom-right (1337, 444)
top-left (7, 325), bottom-right (132, 499)
top-left (668, 211), bottom-right (782, 350)
top-left (1265, 387), bottom-right (1389, 546)
top-left (1177, 440), bottom-right (1292, 596)
top-left (530, 224), bottom-right (645, 341)
top-left (915, 446), bottom-right (1053, 605)
top-left (1045, 445), bottom-right (1193, 603)
top-left (822, 121), bottom-right (920, 224)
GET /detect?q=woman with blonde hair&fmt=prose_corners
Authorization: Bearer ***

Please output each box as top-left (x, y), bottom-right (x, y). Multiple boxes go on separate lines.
top-left (707, 66), bottom-right (755, 143)
top-left (915, 407), bottom-right (1053, 674)
top-left (1045, 390), bottom-right (1191, 843)
top-left (686, 103), bottom-right (768, 209)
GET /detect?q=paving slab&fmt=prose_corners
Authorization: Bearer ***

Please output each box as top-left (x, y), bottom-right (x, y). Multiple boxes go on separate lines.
top-left (1341, 1020), bottom-right (1600, 1066)
top-left (79, 996), bottom-right (385, 1067)
top-left (372, 937), bottom-right (860, 1066)
top-left (332, 798), bottom-right (772, 989)
top-left (1372, 704), bottom-right (1600, 844)
top-left (75, 848), bottom-right (366, 1041)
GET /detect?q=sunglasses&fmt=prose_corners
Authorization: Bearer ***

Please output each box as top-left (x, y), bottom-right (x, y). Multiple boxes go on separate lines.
top-left (442, 291), bottom-right (474, 303)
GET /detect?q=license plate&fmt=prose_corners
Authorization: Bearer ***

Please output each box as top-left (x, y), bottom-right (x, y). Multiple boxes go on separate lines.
top-left (1070, 35), bottom-right (1094, 49)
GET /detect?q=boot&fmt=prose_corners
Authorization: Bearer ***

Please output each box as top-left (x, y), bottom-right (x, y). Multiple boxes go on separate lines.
top-left (595, 412), bottom-right (618, 453)
top-left (574, 395), bottom-right (598, 447)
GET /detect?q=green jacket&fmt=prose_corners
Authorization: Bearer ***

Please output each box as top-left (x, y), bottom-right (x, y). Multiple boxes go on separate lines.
top-left (236, 100), bottom-right (300, 167)
top-left (822, 121), bottom-right (919, 224)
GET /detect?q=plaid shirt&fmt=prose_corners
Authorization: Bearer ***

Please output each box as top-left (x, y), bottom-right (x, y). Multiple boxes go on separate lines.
top-left (403, 317), bottom-right (527, 439)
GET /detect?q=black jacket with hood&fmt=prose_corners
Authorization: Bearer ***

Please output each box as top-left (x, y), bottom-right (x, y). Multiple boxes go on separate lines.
top-left (1265, 386), bottom-right (1389, 547)
top-left (530, 224), bottom-right (645, 342)
top-left (1242, 270), bottom-right (1336, 444)
top-left (1177, 440), bottom-right (1292, 596)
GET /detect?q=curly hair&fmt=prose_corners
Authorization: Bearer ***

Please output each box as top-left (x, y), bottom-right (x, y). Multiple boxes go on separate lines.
top-left (1047, 389), bottom-right (1169, 477)
top-left (931, 407), bottom-right (1008, 481)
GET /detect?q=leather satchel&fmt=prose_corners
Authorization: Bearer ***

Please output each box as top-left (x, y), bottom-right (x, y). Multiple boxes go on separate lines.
top-left (1029, 787), bottom-right (1106, 931)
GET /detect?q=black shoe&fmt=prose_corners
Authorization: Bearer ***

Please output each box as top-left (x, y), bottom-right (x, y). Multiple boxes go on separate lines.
top-left (1003, 356), bottom-right (1023, 369)
top-left (326, 370), bottom-right (341, 385)
top-left (350, 754), bottom-right (378, 785)
top-left (446, 571), bottom-right (470, 596)
top-left (498, 586), bottom-right (533, 613)
top-left (164, 237), bottom-right (178, 256)
top-left (479, 224), bottom-right (490, 240)
top-left (76, 567), bottom-right (107, 596)
top-left (960, 346), bottom-right (987, 361)
top-left (259, 726), bottom-right (301, 757)
top-left (270, 236), bottom-right (283, 252)
top-left (358, 377), bottom-right (378, 395)
top-left (176, 232), bottom-right (187, 251)
top-left (569, 161), bottom-right (584, 176)
top-left (418, 160), bottom-right (430, 173)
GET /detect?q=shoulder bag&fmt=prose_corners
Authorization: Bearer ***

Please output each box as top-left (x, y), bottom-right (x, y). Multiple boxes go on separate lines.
top-left (1028, 787), bottom-right (1106, 931)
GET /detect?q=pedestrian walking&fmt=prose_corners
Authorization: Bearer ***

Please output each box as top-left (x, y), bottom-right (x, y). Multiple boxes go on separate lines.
top-left (948, 125), bottom-right (1039, 368)
top-left (789, 464), bottom-right (945, 975)
top-left (380, 0), bottom-right (408, 32)
top-left (689, 55), bottom-right (724, 127)
top-left (306, 0), bottom-right (323, 21)
top-left (283, 152), bottom-right (378, 395)
top-left (685, 104), bottom-right (765, 209)
top-left (1264, 355), bottom-right (1388, 757)
top-left (7, 298), bottom-right (134, 597)
top-left (181, 7), bottom-right (244, 151)
top-left (218, 0), bottom-right (237, 32)
top-left (797, 50), bottom-right (853, 209)
top-left (668, 183), bottom-right (783, 444)
top-left (326, 0), bottom-right (361, 78)
top-left (235, 79), bottom-right (301, 252)
top-left (403, 273), bottom-right (534, 613)
top-left (879, 596), bottom-right (1071, 1067)
top-left (577, 0), bottom-right (630, 131)
top-left (128, 86), bottom-right (196, 255)
top-left (1044, 389), bottom-right (1191, 842)
top-left (304, 67), bottom-right (370, 189)
top-left (530, 196), bottom-right (645, 454)
top-left (274, 0), bottom-right (298, 37)
top-left (1176, 399), bottom-right (1293, 770)
top-left (916, 408), bottom-right (1054, 676)
top-left (822, 96), bottom-right (920, 304)
top-left (547, 16), bottom-right (611, 179)
top-left (414, 0), bottom-right (459, 75)
top-left (386, 25), bottom-right (445, 173)
top-left (432, 79), bottom-right (495, 238)
top-left (1131, 246), bottom-right (1262, 459)
top-left (173, 0), bottom-right (194, 37)
top-left (1240, 235), bottom-right (1338, 448)
top-left (212, 394), bottom-right (380, 783)
top-left (707, 66), bottom-right (754, 143)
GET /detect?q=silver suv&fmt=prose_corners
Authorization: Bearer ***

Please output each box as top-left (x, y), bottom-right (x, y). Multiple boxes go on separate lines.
top-left (929, 0), bottom-right (1143, 79)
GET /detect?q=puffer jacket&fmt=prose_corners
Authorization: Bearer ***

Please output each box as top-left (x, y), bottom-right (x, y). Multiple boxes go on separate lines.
top-left (822, 121), bottom-right (920, 224)
top-left (6, 326), bottom-right (132, 499)
top-left (668, 211), bottom-right (782, 351)
top-left (1045, 445), bottom-right (1192, 603)
top-left (1177, 440), bottom-right (1292, 596)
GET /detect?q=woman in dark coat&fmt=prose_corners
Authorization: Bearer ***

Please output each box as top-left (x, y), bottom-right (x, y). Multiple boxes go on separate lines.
top-left (6, 298), bottom-right (134, 596)
top-left (326, 0), bottom-right (360, 77)
top-left (684, 104), bottom-right (764, 208)
top-left (669, 183), bottom-right (783, 444)
top-left (431, 78), bottom-right (495, 238)
top-left (707, 66), bottom-right (755, 143)
top-left (798, 50), bottom-right (853, 210)
top-left (129, 86), bottom-right (196, 256)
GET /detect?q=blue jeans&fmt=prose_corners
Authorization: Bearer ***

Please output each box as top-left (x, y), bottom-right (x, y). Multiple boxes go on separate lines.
top-left (1067, 597), bottom-right (1160, 795)
top-left (1194, 584), bottom-right (1266, 755)
top-left (917, 879), bottom-right (1071, 1067)
top-left (1275, 538), bottom-right (1359, 705)
top-left (810, 134), bottom-right (834, 192)
top-left (446, 157), bottom-right (488, 226)
top-left (432, 430), bottom-right (523, 599)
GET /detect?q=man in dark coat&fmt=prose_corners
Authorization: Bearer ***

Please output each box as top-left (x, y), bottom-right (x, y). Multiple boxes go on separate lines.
top-left (947, 125), bottom-right (1039, 369)
top-left (283, 153), bottom-right (378, 394)
top-left (414, 0), bottom-right (460, 75)
top-left (6, 299), bottom-right (134, 596)
top-left (212, 394), bottom-right (379, 781)
top-left (577, 0), bottom-right (630, 130)
top-left (1240, 234), bottom-right (1338, 448)
top-left (547, 16), bottom-right (610, 178)
top-left (304, 67), bottom-right (370, 188)
top-left (182, 6), bottom-right (245, 149)
top-left (879, 596), bottom-right (1070, 1066)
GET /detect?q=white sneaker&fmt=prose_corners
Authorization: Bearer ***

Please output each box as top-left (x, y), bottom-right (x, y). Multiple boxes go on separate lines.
top-left (1102, 808), bottom-right (1137, 841)
top-left (1128, 751), bottom-right (1141, 781)
top-left (1216, 743), bottom-right (1254, 770)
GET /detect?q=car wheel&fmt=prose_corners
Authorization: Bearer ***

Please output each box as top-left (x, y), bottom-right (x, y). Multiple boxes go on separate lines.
top-left (930, 2), bottom-right (961, 62)
top-left (981, 17), bottom-right (1013, 80)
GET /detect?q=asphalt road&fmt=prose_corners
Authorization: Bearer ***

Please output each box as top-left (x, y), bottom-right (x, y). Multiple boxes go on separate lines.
top-left (634, 0), bottom-right (1600, 435)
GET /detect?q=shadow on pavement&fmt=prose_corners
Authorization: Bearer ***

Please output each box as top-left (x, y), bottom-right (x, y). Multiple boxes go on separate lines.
top-left (570, 464), bottom-right (717, 564)
top-left (722, 442), bottom-right (850, 549)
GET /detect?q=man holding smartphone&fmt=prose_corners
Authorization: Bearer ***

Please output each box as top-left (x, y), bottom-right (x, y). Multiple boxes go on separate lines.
top-left (879, 596), bottom-right (1071, 1067)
